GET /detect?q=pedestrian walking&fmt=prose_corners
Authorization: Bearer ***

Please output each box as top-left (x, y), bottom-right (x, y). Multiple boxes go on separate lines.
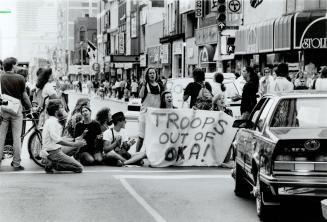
top-left (78, 80), bottom-right (82, 93)
top-left (41, 99), bottom-right (85, 174)
top-left (74, 106), bottom-right (103, 166)
top-left (86, 79), bottom-right (93, 94)
top-left (93, 79), bottom-right (99, 94)
top-left (315, 67), bottom-right (327, 90)
top-left (131, 78), bottom-right (138, 98)
top-left (135, 68), bottom-right (164, 152)
top-left (0, 57), bottom-right (32, 170)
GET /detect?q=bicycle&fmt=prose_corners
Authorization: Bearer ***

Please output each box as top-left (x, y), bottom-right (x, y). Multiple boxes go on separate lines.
top-left (3, 106), bottom-right (44, 167)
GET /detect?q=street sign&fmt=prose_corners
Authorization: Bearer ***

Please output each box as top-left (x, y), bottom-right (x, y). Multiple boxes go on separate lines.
top-left (228, 0), bottom-right (241, 13)
top-left (218, 22), bottom-right (226, 31)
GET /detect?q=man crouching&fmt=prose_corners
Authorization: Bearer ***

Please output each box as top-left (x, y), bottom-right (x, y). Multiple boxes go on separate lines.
top-left (41, 99), bottom-right (86, 173)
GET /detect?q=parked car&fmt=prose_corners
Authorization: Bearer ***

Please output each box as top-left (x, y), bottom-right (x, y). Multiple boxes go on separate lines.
top-left (232, 91), bottom-right (327, 220)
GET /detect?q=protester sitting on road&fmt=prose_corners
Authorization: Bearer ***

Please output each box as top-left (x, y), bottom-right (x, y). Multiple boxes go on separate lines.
top-left (64, 98), bottom-right (90, 137)
top-left (135, 68), bottom-right (164, 152)
top-left (184, 68), bottom-right (213, 110)
top-left (74, 106), bottom-right (103, 166)
top-left (95, 107), bottom-right (112, 132)
top-left (42, 99), bottom-right (85, 174)
top-left (102, 112), bottom-right (146, 166)
top-left (160, 91), bottom-right (176, 109)
top-left (211, 93), bottom-right (233, 117)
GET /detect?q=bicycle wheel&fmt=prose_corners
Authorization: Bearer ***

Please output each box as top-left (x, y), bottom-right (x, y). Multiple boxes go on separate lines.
top-left (28, 130), bottom-right (44, 168)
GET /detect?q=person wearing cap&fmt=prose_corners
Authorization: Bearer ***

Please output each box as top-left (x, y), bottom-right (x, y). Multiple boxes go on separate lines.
top-left (102, 112), bottom-right (143, 166)
top-left (74, 105), bottom-right (103, 166)
top-left (41, 99), bottom-right (85, 173)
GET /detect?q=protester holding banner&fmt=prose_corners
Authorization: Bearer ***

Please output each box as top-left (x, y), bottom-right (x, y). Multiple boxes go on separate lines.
top-left (183, 68), bottom-right (212, 110)
top-left (160, 91), bottom-right (176, 109)
top-left (135, 68), bottom-right (164, 152)
top-left (211, 94), bottom-right (233, 117)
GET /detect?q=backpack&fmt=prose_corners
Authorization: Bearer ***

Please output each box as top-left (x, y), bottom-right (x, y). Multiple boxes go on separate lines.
top-left (193, 82), bottom-right (213, 110)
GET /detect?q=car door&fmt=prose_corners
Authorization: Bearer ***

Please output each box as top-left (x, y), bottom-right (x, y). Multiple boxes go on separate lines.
top-left (241, 98), bottom-right (271, 177)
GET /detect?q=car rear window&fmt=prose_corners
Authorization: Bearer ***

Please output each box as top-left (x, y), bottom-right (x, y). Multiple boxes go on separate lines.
top-left (270, 98), bottom-right (327, 128)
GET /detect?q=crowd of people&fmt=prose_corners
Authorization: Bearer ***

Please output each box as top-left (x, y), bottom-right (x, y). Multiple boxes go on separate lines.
top-left (1, 56), bottom-right (327, 173)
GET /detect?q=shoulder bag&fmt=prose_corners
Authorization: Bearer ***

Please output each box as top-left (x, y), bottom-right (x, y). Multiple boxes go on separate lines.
top-left (0, 74), bottom-right (21, 115)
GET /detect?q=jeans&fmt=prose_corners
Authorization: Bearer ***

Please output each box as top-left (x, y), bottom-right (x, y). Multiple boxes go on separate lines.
top-left (47, 147), bottom-right (83, 173)
top-left (0, 105), bottom-right (23, 167)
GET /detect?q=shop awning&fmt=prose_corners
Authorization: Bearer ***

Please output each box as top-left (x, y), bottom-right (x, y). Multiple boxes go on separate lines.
top-left (294, 10), bottom-right (327, 49)
top-left (274, 14), bottom-right (293, 51)
top-left (257, 19), bottom-right (274, 53)
top-left (234, 27), bottom-right (247, 55)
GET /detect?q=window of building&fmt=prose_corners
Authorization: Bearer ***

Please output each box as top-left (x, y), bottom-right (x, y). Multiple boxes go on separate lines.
top-left (80, 26), bottom-right (86, 42)
top-left (81, 2), bottom-right (89, 7)
top-left (151, 0), bottom-right (164, 7)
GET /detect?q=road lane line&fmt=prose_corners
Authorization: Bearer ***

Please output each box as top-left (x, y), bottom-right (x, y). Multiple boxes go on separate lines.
top-left (120, 178), bottom-right (167, 222)
top-left (114, 174), bottom-right (231, 179)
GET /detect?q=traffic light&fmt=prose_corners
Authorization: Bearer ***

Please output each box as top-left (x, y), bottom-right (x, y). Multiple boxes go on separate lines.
top-left (217, 0), bottom-right (226, 22)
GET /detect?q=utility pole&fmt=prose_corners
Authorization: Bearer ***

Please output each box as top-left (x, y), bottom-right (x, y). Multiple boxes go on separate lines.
top-left (216, 0), bottom-right (227, 73)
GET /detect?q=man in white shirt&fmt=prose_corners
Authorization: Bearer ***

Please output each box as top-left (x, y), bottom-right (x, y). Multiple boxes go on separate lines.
top-left (259, 66), bottom-right (274, 95)
top-left (42, 99), bottom-right (86, 173)
top-left (270, 63), bottom-right (294, 93)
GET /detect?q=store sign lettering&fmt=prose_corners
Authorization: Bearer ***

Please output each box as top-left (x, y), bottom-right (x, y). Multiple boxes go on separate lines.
top-left (302, 38), bottom-right (327, 49)
top-left (195, 0), bottom-right (203, 18)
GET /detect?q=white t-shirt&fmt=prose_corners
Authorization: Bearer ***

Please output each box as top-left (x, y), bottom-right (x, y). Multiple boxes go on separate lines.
top-left (315, 78), bottom-right (327, 90)
top-left (42, 116), bottom-right (62, 151)
top-left (42, 82), bottom-right (57, 98)
top-left (131, 82), bottom-right (138, 92)
top-left (270, 77), bottom-right (294, 93)
top-left (211, 82), bottom-right (224, 97)
top-left (103, 127), bottom-right (128, 144)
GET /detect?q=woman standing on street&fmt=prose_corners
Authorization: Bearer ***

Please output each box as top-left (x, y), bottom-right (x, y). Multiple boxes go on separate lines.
top-left (135, 68), bottom-right (164, 152)
top-left (239, 66), bottom-right (259, 119)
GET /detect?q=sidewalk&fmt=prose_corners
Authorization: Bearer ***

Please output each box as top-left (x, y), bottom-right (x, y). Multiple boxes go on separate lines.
top-left (67, 90), bottom-right (128, 104)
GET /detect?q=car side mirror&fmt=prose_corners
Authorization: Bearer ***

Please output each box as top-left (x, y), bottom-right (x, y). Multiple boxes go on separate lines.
top-left (232, 119), bottom-right (254, 128)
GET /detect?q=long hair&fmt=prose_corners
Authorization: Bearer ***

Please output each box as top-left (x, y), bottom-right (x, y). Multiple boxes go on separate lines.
top-left (160, 91), bottom-right (172, 108)
top-left (145, 68), bottom-right (159, 83)
top-left (36, 68), bottom-right (52, 89)
top-left (246, 66), bottom-right (259, 93)
top-left (321, 67), bottom-right (327, 78)
top-left (212, 93), bottom-right (225, 111)
top-left (72, 98), bottom-right (90, 115)
top-left (214, 72), bottom-right (226, 92)
top-left (95, 108), bottom-right (111, 126)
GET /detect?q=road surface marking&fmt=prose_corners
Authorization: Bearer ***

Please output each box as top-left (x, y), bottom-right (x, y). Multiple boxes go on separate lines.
top-left (114, 174), bottom-right (231, 179)
top-left (0, 169), bottom-right (202, 175)
top-left (120, 178), bottom-right (167, 222)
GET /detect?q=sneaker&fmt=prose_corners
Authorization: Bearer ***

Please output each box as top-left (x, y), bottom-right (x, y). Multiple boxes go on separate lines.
top-left (11, 162), bottom-right (25, 171)
top-left (45, 166), bottom-right (55, 174)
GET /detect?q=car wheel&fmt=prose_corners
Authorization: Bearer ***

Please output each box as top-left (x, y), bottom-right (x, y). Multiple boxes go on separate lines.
top-left (234, 163), bottom-right (251, 197)
top-left (256, 172), bottom-right (270, 220)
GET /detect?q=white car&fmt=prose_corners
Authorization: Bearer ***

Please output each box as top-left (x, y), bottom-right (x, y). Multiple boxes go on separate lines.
top-left (166, 75), bottom-right (243, 118)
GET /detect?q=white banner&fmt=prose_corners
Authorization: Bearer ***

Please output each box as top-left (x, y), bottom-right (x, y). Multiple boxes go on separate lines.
top-left (144, 108), bottom-right (237, 167)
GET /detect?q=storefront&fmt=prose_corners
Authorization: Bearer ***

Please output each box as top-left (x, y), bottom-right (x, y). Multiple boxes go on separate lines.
top-left (235, 10), bottom-right (327, 75)
top-left (109, 55), bottom-right (140, 81)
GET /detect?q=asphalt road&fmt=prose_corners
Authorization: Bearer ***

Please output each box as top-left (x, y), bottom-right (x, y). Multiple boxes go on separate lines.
top-left (0, 92), bottom-right (325, 222)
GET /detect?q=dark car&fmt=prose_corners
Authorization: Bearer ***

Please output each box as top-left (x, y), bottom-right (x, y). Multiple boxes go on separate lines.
top-left (231, 91), bottom-right (327, 220)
